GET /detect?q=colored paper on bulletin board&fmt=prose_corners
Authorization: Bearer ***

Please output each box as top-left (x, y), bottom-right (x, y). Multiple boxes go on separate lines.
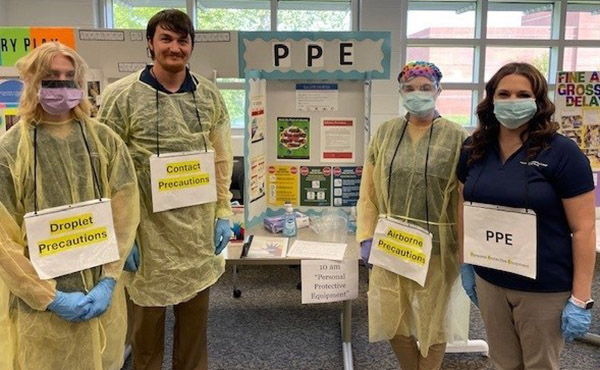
top-left (267, 165), bottom-right (299, 206)
top-left (555, 71), bottom-right (600, 170)
top-left (300, 166), bottom-right (332, 207)
top-left (0, 27), bottom-right (76, 66)
top-left (0, 105), bottom-right (19, 136)
top-left (332, 166), bottom-right (362, 207)
top-left (277, 117), bottom-right (310, 160)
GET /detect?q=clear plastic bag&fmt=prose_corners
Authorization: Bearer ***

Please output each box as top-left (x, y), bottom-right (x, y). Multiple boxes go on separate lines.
top-left (309, 209), bottom-right (348, 243)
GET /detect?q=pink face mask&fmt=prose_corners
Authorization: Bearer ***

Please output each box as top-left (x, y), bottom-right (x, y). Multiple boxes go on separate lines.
top-left (38, 80), bottom-right (84, 116)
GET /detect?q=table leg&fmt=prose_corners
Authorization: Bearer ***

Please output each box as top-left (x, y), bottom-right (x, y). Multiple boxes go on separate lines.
top-left (341, 300), bottom-right (353, 370)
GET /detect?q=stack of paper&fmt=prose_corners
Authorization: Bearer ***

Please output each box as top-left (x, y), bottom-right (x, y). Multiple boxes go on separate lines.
top-left (287, 240), bottom-right (347, 261)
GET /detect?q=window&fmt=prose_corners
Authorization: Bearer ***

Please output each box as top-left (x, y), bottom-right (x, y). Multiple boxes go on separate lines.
top-left (197, 0), bottom-right (270, 31)
top-left (112, 0), bottom-right (186, 29)
top-left (487, 2), bottom-right (553, 39)
top-left (402, 1), bottom-right (596, 127)
top-left (408, 1), bottom-right (476, 39)
top-left (278, 1), bottom-right (352, 31)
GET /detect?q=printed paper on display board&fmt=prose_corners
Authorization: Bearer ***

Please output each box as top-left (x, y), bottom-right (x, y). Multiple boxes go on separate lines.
top-left (555, 71), bottom-right (600, 170)
top-left (150, 151), bottom-right (217, 212)
top-left (301, 259), bottom-right (359, 304)
top-left (249, 154), bottom-right (266, 203)
top-left (296, 83), bottom-right (338, 112)
top-left (300, 166), bottom-right (332, 207)
top-left (332, 166), bottom-right (362, 207)
top-left (277, 117), bottom-right (310, 160)
top-left (24, 199), bottom-right (119, 280)
top-left (320, 118), bottom-right (355, 162)
top-left (250, 94), bottom-right (266, 143)
top-left (266, 165), bottom-right (299, 206)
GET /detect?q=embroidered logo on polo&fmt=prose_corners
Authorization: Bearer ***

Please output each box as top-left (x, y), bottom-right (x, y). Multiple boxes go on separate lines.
top-left (520, 161), bottom-right (548, 168)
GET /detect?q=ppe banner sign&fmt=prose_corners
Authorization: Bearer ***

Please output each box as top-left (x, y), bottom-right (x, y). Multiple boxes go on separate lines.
top-left (369, 216), bottom-right (432, 287)
top-left (24, 199), bottom-right (119, 280)
top-left (463, 202), bottom-right (537, 279)
top-left (150, 150), bottom-right (217, 212)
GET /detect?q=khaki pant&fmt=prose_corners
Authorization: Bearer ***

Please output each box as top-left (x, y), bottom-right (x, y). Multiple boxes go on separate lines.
top-left (130, 288), bottom-right (210, 370)
top-left (476, 275), bottom-right (570, 370)
top-left (389, 335), bottom-right (447, 370)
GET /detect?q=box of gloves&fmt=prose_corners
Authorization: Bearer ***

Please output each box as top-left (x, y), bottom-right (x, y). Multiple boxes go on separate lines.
top-left (263, 212), bottom-right (310, 234)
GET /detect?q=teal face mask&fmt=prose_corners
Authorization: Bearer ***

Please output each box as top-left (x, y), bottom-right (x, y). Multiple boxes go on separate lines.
top-left (493, 99), bottom-right (538, 129)
top-left (402, 91), bottom-right (436, 118)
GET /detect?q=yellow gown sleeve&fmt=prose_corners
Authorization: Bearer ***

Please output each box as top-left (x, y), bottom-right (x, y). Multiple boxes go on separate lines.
top-left (0, 149), bottom-right (56, 311)
top-left (209, 88), bottom-right (233, 219)
top-left (100, 133), bottom-right (140, 280)
top-left (97, 84), bottom-right (130, 142)
top-left (356, 126), bottom-right (383, 243)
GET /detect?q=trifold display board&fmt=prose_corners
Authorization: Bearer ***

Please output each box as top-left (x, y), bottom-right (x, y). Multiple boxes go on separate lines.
top-left (239, 32), bottom-right (391, 229)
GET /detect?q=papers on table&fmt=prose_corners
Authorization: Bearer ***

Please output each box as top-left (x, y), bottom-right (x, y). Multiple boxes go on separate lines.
top-left (287, 240), bottom-right (347, 261)
top-left (246, 236), bottom-right (289, 258)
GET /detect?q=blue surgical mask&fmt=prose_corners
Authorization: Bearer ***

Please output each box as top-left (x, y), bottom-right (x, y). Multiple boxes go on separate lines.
top-left (493, 99), bottom-right (538, 129)
top-left (402, 91), bottom-right (436, 118)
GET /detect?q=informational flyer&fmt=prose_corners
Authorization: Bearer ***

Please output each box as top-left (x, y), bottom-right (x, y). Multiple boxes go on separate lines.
top-left (277, 117), bottom-right (310, 160)
top-left (301, 259), bottom-right (359, 304)
top-left (296, 83), bottom-right (338, 111)
top-left (267, 165), bottom-right (299, 206)
top-left (288, 240), bottom-right (347, 261)
top-left (555, 71), bottom-right (600, 169)
top-left (332, 166), bottom-right (362, 207)
top-left (250, 95), bottom-right (265, 143)
top-left (249, 154), bottom-right (266, 203)
top-left (321, 118), bottom-right (355, 162)
top-left (300, 166), bottom-right (332, 207)
top-left (0, 104), bottom-right (18, 135)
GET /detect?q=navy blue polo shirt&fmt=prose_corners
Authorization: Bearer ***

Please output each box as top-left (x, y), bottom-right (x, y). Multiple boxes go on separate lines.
top-left (140, 65), bottom-right (196, 93)
top-left (457, 134), bottom-right (594, 292)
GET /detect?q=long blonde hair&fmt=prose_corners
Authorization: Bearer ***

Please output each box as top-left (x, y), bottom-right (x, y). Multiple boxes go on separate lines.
top-left (15, 42), bottom-right (91, 125)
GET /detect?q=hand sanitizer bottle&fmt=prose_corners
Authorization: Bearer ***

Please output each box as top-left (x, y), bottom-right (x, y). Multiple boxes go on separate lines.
top-left (282, 202), bottom-right (297, 237)
top-left (348, 206), bottom-right (357, 234)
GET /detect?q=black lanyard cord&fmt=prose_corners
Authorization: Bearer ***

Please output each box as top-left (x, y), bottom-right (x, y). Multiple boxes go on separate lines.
top-left (33, 121), bottom-right (103, 214)
top-left (152, 69), bottom-right (208, 156)
top-left (386, 120), bottom-right (434, 232)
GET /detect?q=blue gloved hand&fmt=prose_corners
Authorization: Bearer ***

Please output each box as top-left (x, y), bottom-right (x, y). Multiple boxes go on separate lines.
top-left (124, 241), bottom-right (140, 272)
top-left (460, 264), bottom-right (479, 307)
top-left (360, 239), bottom-right (373, 269)
top-left (214, 218), bottom-right (232, 255)
top-left (80, 278), bottom-right (116, 320)
top-left (561, 299), bottom-right (591, 341)
top-left (47, 291), bottom-right (92, 322)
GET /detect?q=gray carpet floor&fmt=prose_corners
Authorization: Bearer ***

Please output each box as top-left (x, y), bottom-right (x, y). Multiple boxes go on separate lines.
top-left (122, 254), bottom-right (600, 370)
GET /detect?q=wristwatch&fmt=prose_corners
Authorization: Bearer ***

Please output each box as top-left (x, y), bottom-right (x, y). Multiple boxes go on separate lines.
top-left (569, 295), bottom-right (594, 310)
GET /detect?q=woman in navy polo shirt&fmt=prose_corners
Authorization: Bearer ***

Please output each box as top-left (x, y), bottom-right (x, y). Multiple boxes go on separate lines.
top-left (457, 62), bottom-right (595, 370)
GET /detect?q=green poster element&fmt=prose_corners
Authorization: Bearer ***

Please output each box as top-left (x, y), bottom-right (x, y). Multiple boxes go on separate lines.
top-left (300, 166), bottom-right (332, 206)
top-left (0, 28), bottom-right (31, 66)
top-left (277, 116), bottom-right (310, 160)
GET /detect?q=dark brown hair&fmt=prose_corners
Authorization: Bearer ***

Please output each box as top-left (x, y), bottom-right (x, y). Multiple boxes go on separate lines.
top-left (467, 62), bottom-right (557, 165)
top-left (146, 9), bottom-right (195, 59)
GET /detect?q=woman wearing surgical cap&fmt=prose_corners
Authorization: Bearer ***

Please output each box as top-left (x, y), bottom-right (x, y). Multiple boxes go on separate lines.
top-left (458, 63), bottom-right (595, 369)
top-left (0, 42), bottom-right (139, 369)
top-left (356, 61), bottom-right (468, 369)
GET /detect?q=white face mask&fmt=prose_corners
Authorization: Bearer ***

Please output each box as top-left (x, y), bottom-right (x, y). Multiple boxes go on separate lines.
top-left (493, 99), bottom-right (538, 129)
top-left (402, 91), bottom-right (436, 118)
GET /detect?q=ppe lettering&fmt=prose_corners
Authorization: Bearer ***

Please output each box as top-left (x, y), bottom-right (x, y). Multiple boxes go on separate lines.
top-left (274, 43), bottom-right (290, 67)
top-left (486, 230), bottom-right (513, 245)
top-left (166, 160), bottom-right (201, 175)
top-left (377, 238), bottom-right (426, 266)
top-left (158, 173), bottom-right (211, 191)
top-left (307, 44), bottom-right (323, 67)
top-left (339, 42), bottom-right (353, 65)
top-left (49, 214), bottom-right (94, 235)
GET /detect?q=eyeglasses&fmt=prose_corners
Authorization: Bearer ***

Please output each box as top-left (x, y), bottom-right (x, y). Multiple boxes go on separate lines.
top-left (399, 83), bottom-right (437, 93)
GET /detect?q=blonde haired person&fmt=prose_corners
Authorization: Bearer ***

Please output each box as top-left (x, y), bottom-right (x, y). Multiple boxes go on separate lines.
top-left (0, 42), bottom-right (139, 369)
top-left (357, 61), bottom-right (469, 370)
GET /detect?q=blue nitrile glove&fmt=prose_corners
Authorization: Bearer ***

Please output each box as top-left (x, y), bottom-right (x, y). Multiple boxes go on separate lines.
top-left (47, 291), bottom-right (93, 322)
top-left (360, 239), bottom-right (373, 269)
top-left (460, 264), bottom-right (479, 307)
top-left (80, 278), bottom-right (116, 320)
top-left (561, 300), bottom-right (592, 341)
top-left (214, 218), bottom-right (232, 255)
top-left (124, 241), bottom-right (140, 272)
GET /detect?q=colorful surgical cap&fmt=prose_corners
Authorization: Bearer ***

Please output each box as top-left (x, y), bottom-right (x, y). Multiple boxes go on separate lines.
top-left (398, 61), bottom-right (443, 84)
